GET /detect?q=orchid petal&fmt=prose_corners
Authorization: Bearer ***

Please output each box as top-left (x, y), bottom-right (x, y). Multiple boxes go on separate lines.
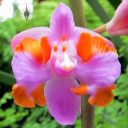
top-left (12, 84), bottom-right (46, 108)
top-left (44, 78), bottom-right (81, 125)
top-left (106, 0), bottom-right (128, 35)
top-left (75, 32), bottom-right (120, 86)
top-left (71, 83), bottom-right (116, 107)
top-left (12, 53), bottom-right (51, 86)
top-left (76, 27), bottom-right (114, 47)
top-left (75, 52), bottom-right (120, 86)
top-left (12, 50), bottom-right (49, 108)
top-left (11, 27), bottom-right (49, 50)
top-left (50, 3), bottom-right (76, 41)
top-left (88, 84), bottom-right (116, 107)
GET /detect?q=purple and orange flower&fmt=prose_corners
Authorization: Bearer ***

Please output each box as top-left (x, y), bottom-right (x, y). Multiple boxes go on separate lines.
top-left (11, 3), bottom-right (121, 125)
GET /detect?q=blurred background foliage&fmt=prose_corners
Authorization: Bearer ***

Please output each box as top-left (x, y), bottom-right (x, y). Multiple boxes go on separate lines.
top-left (0, 0), bottom-right (128, 128)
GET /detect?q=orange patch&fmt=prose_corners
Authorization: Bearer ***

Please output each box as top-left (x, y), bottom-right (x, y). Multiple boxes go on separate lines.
top-left (12, 84), bottom-right (46, 108)
top-left (14, 38), bottom-right (44, 63)
top-left (71, 84), bottom-right (88, 95)
top-left (62, 46), bottom-right (66, 52)
top-left (54, 45), bottom-right (58, 52)
top-left (61, 35), bottom-right (66, 41)
top-left (41, 37), bottom-right (51, 63)
top-left (12, 85), bottom-right (35, 108)
top-left (92, 36), bottom-right (117, 55)
top-left (88, 84), bottom-right (116, 107)
top-left (76, 33), bottom-right (93, 62)
top-left (31, 84), bottom-right (46, 107)
top-left (76, 33), bottom-right (117, 62)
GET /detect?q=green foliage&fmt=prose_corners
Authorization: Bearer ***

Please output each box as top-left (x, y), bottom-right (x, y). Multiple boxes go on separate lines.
top-left (0, 0), bottom-right (128, 128)
top-left (0, 94), bottom-right (60, 128)
top-left (94, 67), bottom-right (128, 128)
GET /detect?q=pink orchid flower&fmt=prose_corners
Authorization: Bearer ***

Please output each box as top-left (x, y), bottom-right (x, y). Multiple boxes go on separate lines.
top-left (11, 3), bottom-right (121, 125)
top-left (106, 0), bottom-right (128, 35)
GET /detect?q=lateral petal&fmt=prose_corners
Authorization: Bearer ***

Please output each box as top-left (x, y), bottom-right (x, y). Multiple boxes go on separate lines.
top-left (75, 34), bottom-right (120, 86)
top-left (75, 52), bottom-right (120, 86)
top-left (12, 53), bottom-right (51, 85)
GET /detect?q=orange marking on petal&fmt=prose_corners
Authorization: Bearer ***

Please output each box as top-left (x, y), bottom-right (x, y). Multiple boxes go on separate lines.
top-left (76, 33), bottom-right (117, 62)
top-left (14, 38), bottom-right (44, 63)
top-left (41, 37), bottom-right (51, 63)
top-left (88, 84), bottom-right (116, 107)
top-left (92, 36), bottom-right (117, 55)
top-left (76, 33), bottom-right (93, 62)
top-left (61, 35), bottom-right (66, 41)
top-left (71, 84), bottom-right (88, 95)
top-left (62, 46), bottom-right (66, 52)
top-left (54, 45), bottom-right (58, 52)
top-left (31, 84), bottom-right (46, 107)
top-left (12, 85), bottom-right (35, 108)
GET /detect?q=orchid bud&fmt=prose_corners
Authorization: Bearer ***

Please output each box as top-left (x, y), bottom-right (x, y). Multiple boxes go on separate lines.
top-left (106, 0), bottom-right (128, 36)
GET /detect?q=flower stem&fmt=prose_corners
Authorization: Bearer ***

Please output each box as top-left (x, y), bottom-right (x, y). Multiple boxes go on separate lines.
top-left (69, 0), bottom-right (94, 128)
top-left (81, 95), bottom-right (94, 128)
top-left (93, 24), bottom-right (107, 34)
top-left (69, 0), bottom-right (86, 27)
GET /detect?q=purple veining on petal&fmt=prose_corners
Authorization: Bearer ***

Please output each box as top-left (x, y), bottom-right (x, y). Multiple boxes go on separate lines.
top-left (49, 3), bottom-right (77, 41)
top-left (44, 78), bottom-right (81, 125)
top-left (11, 27), bottom-right (49, 51)
top-left (75, 53), bottom-right (121, 87)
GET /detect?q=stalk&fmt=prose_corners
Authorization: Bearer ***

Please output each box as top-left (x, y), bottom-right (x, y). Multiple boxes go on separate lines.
top-left (94, 24), bottom-right (107, 34)
top-left (69, 0), bottom-right (94, 128)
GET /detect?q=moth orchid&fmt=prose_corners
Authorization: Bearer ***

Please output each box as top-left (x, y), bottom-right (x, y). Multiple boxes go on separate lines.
top-left (11, 3), bottom-right (121, 125)
top-left (106, 0), bottom-right (128, 35)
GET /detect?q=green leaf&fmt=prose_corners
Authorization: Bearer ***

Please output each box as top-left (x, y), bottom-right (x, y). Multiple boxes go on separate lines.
top-left (0, 71), bottom-right (15, 85)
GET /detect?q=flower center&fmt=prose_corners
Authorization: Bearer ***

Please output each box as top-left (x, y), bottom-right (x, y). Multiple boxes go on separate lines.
top-left (52, 40), bottom-right (77, 73)
top-left (60, 52), bottom-right (76, 71)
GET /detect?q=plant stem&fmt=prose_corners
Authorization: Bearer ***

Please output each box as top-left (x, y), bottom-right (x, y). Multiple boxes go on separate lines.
top-left (69, 0), bottom-right (94, 128)
top-left (81, 95), bottom-right (94, 128)
top-left (69, 0), bottom-right (86, 27)
top-left (94, 24), bottom-right (107, 34)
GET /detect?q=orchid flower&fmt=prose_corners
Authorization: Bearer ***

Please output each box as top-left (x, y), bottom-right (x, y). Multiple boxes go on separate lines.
top-left (11, 3), bottom-right (121, 125)
top-left (106, 0), bottom-right (128, 35)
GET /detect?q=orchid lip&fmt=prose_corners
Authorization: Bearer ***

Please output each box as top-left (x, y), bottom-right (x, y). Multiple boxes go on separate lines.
top-left (60, 52), bottom-right (77, 71)
top-left (55, 53), bottom-right (77, 75)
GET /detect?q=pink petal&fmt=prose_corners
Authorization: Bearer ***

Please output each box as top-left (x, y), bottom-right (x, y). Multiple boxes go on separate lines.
top-left (11, 27), bottom-right (49, 50)
top-left (44, 78), bottom-right (81, 125)
top-left (49, 3), bottom-right (76, 41)
top-left (106, 0), bottom-right (128, 35)
top-left (12, 53), bottom-right (51, 88)
top-left (75, 52), bottom-right (121, 87)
